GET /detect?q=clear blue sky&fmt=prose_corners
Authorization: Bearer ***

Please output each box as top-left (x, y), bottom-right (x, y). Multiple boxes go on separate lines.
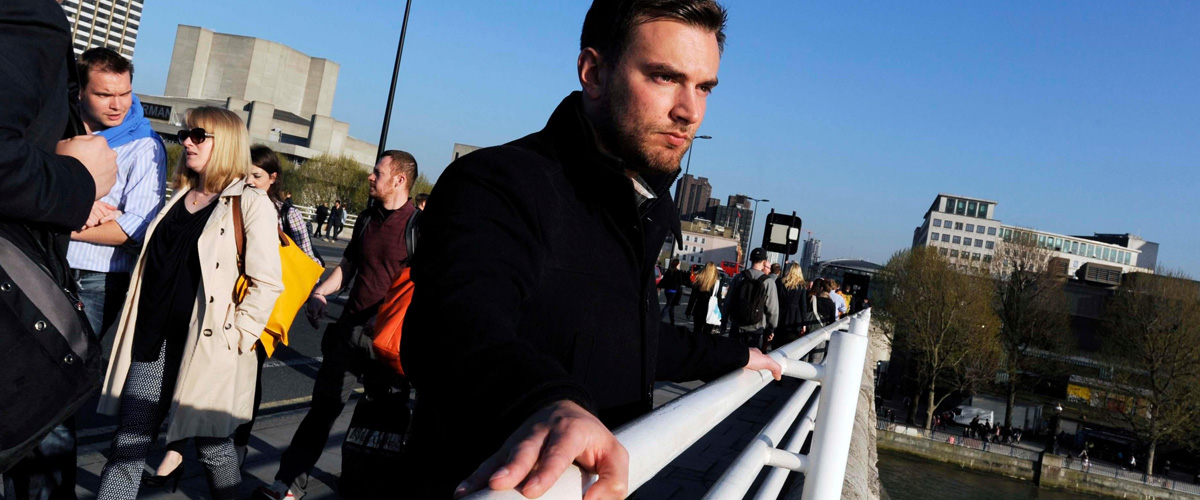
top-left (131, 1), bottom-right (1200, 275)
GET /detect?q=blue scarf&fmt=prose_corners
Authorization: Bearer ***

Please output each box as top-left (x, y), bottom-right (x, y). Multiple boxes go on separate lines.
top-left (94, 94), bottom-right (164, 150)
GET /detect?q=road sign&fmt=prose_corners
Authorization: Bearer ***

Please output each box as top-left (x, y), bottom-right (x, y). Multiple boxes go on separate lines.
top-left (762, 210), bottom-right (802, 255)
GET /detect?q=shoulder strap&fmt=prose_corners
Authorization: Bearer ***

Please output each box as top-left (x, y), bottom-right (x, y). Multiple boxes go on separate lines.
top-left (405, 208), bottom-right (421, 258)
top-left (232, 196), bottom-right (245, 274)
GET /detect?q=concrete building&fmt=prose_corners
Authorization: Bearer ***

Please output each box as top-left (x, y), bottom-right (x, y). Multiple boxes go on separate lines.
top-left (452, 143), bottom-right (483, 162)
top-left (912, 193), bottom-right (1158, 277)
top-left (674, 174), bottom-right (712, 221)
top-left (664, 220), bottom-right (739, 267)
top-left (61, 0), bottom-right (143, 58)
top-left (143, 26), bottom-right (378, 167)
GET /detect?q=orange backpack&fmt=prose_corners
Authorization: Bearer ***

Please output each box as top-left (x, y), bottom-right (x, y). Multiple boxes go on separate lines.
top-left (369, 208), bottom-right (420, 375)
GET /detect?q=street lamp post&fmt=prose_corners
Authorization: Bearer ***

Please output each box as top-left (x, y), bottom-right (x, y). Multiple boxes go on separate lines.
top-left (744, 196), bottom-right (769, 266)
top-left (677, 135), bottom-right (712, 219)
top-left (376, 0), bottom-right (414, 160)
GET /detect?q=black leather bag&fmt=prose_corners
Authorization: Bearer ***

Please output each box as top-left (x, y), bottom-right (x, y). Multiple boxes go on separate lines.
top-left (339, 387), bottom-right (411, 498)
top-left (0, 234), bottom-right (102, 472)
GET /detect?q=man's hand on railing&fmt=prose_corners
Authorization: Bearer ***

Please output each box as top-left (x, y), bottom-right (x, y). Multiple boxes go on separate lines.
top-left (745, 348), bottom-right (783, 380)
top-left (454, 400), bottom-right (629, 500)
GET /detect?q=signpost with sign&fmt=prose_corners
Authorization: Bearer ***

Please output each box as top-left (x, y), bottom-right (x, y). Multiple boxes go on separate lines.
top-left (762, 210), bottom-right (802, 256)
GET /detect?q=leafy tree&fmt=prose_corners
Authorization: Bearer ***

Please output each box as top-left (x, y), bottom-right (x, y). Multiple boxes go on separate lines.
top-left (878, 246), bottom-right (1001, 430)
top-left (410, 173), bottom-right (435, 200)
top-left (990, 234), bottom-right (1071, 428)
top-left (287, 154), bottom-right (370, 212)
top-left (1099, 269), bottom-right (1200, 477)
top-left (164, 142), bottom-right (183, 181)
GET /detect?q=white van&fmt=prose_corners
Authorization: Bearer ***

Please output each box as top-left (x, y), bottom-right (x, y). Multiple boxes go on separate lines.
top-left (952, 405), bottom-right (995, 426)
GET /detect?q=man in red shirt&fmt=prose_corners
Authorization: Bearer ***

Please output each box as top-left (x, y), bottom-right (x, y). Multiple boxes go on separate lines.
top-left (256, 150), bottom-right (419, 500)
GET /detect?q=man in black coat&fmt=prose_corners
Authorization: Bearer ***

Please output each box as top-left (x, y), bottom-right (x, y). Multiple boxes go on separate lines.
top-left (0, 0), bottom-right (120, 492)
top-left (402, 1), bottom-right (778, 498)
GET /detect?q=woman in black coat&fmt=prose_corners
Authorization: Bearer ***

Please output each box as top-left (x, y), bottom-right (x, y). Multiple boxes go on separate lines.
top-left (685, 262), bottom-right (720, 335)
top-left (658, 258), bottom-right (687, 325)
top-left (807, 278), bottom-right (838, 330)
top-left (771, 263), bottom-right (809, 350)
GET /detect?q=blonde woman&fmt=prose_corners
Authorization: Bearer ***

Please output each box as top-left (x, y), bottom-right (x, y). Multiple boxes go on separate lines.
top-left (685, 262), bottom-right (721, 335)
top-left (771, 262), bottom-right (809, 350)
top-left (96, 107), bottom-right (283, 499)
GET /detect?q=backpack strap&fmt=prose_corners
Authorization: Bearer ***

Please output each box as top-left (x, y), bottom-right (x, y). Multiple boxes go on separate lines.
top-left (405, 208), bottom-right (421, 258)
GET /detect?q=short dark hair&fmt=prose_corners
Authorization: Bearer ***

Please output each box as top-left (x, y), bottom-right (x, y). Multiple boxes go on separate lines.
top-left (581, 0), bottom-right (727, 64)
top-left (414, 193), bottom-right (429, 205)
top-left (250, 145), bottom-right (283, 203)
top-left (379, 150), bottom-right (419, 193)
top-left (78, 47), bottom-right (133, 90)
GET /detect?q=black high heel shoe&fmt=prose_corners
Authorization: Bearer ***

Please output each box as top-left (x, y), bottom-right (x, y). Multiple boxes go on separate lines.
top-left (141, 464), bottom-right (185, 492)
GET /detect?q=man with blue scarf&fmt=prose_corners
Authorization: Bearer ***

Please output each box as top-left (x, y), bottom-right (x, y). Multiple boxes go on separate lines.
top-left (5, 47), bottom-right (166, 500)
top-left (67, 47), bottom-right (167, 341)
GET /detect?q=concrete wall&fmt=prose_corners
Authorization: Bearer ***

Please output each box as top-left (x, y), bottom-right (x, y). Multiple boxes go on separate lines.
top-left (877, 430), bottom-right (1037, 481)
top-left (1039, 455), bottom-right (1200, 500)
top-left (840, 323), bottom-right (890, 500)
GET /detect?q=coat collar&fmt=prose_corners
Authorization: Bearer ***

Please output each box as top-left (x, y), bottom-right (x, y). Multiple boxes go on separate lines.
top-left (539, 93), bottom-right (683, 241)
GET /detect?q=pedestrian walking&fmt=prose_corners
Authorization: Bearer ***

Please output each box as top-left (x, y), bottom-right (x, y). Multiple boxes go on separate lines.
top-left (684, 262), bottom-right (721, 335)
top-left (658, 258), bottom-right (687, 325)
top-left (94, 107), bottom-right (283, 499)
top-left (771, 262), bottom-right (808, 350)
top-left (312, 202), bottom-right (328, 237)
top-left (256, 150), bottom-right (420, 500)
top-left (725, 248), bottom-right (779, 351)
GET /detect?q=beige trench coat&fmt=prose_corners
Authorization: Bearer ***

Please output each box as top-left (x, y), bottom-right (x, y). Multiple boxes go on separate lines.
top-left (98, 179), bottom-right (283, 442)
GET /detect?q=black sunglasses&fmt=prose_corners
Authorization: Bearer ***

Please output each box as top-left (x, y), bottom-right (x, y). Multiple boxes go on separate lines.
top-left (177, 128), bottom-right (215, 144)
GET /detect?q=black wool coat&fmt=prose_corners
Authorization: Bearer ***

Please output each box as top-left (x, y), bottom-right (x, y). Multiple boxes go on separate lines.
top-left (401, 93), bottom-right (749, 496)
top-left (0, 0), bottom-right (102, 471)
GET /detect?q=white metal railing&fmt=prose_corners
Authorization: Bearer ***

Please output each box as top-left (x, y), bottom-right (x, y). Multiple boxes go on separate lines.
top-left (464, 309), bottom-right (873, 500)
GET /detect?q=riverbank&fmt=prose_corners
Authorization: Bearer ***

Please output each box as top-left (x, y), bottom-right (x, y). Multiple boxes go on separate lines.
top-left (877, 424), bottom-right (1200, 499)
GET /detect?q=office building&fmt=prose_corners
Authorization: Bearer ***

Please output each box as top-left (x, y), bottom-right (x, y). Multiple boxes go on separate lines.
top-left (912, 193), bottom-right (1158, 278)
top-left (706, 203), bottom-right (753, 251)
top-left (801, 237), bottom-right (822, 274)
top-left (61, 0), bottom-right (143, 58)
top-left (675, 174), bottom-right (712, 221)
top-left (452, 143), bottom-right (482, 162)
top-left (663, 220), bottom-right (739, 267)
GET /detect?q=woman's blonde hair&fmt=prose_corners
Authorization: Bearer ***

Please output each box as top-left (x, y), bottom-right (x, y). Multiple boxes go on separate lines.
top-left (694, 262), bottom-right (719, 293)
top-left (172, 106), bottom-right (251, 193)
top-left (781, 262), bottom-right (806, 290)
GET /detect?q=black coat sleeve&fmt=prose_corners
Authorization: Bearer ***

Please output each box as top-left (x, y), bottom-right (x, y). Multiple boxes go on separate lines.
top-left (402, 150), bottom-right (594, 439)
top-left (0, 1), bottom-right (94, 232)
top-left (655, 321), bottom-right (749, 382)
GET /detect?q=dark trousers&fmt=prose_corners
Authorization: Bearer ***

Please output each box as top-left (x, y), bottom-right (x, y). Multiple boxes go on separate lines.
top-left (275, 322), bottom-right (387, 495)
top-left (312, 220), bottom-right (326, 237)
top-left (738, 327), bottom-right (765, 351)
top-left (233, 342), bottom-right (268, 448)
top-left (660, 290), bottom-right (680, 325)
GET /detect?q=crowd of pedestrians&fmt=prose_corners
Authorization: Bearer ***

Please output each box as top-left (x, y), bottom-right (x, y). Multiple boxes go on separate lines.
top-left (0, 0), bottom-right (810, 498)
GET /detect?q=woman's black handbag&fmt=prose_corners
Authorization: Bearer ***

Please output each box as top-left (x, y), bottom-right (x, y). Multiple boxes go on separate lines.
top-left (339, 387), bottom-right (412, 498)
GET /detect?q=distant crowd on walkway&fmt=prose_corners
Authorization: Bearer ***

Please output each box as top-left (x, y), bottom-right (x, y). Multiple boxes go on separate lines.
top-left (2, 0), bottom-right (804, 498)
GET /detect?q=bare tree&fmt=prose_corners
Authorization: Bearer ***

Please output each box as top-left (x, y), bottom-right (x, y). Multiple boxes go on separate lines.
top-left (990, 235), bottom-right (1071, 428)
top-left (1100, 269), bottom-right (1200, 477)
top-left (879, 247), bottom-right (1001, 430)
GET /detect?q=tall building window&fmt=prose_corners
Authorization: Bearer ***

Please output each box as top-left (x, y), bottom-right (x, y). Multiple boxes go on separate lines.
top-left (955, 222), bottom-right (964, 230)
top-left (967, 201), bottom-right (978, 217)
top-left (933, 219), bottom-right (942, 227)
top-left (976, 225), bottom-right (985, 234)
top-left (931, 232), bottom-right (940, 241)
top-left (988, 227), bottom-right (997, 236)
top-left (965, 223), bottom-right (975, 232)
top-left (964, 237), bottom-right (972, 246)
top-left (944, 198), bottom-right (956, 213)
top-left (956, 200), bottom-right (966, 215)
top-left (941, 234), bottom-right (950, 242)
top-left (950, 249), bottom-right (959, 258)
top-left (978, 203), bottom-right (989, 219)
top-left (952, 236), bottom-right (961, 244)
top-left (975, 240), bottom-right (983, 248)
top-left (985, 241), bottom-right (994, 250)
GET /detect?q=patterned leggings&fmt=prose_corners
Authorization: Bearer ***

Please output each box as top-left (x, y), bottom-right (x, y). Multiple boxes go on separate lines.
top-left (96, 342), bottom-right (241, 500)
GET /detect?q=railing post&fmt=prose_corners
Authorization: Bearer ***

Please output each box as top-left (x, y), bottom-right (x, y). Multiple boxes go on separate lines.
top-left (801, 309), bottom-right (870, 500)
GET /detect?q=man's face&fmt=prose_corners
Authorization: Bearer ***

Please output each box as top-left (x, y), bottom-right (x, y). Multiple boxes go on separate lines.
top-left (595, 20), bottom-right (721, 176)
top-left (80, 69), bottom-right (133, 131)
top-left (368, 158), bottom-right (404, 200)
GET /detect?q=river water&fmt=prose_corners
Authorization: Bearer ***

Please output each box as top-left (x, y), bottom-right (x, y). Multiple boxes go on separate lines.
top-left (878, 449), bottom-right (1108, 499)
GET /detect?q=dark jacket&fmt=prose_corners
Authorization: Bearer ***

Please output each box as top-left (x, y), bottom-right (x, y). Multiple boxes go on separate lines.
top-left (0, 0), bottom-right (101, 471)
top-left (402, 93), bottom-right (749, 496)
top-left (314, 204), bottom-right (328, 223)
top-left (657, 268), bottom-right (688, 292)
top-left (776, 282), bottom-right (809, 335)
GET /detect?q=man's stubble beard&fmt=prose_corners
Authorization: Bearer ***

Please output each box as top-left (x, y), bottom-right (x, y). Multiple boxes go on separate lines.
top-left (595, 82), bottom-right (690, 178)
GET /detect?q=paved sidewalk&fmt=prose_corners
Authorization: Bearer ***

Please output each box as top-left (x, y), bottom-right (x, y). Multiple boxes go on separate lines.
top-left (72, 401), bottom-right (356, 499)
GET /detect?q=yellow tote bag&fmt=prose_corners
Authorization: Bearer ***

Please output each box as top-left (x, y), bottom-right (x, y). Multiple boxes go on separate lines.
top-left (232, 199), bottom-right (325, 357)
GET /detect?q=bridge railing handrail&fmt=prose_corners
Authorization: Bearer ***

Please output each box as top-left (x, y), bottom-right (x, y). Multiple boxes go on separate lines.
top-left (465, 309), bottom-right (873, 500)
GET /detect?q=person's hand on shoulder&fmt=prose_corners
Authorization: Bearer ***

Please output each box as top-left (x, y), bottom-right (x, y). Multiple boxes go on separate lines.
top-left (455, 400), bottom-right (629, 500)
top-left (56, 135), bottom-right (117, 199)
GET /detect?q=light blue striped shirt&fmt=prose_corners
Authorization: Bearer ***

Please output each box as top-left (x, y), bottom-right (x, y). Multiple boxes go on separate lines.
top-left (67, 136), bottom-right (167, 273)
